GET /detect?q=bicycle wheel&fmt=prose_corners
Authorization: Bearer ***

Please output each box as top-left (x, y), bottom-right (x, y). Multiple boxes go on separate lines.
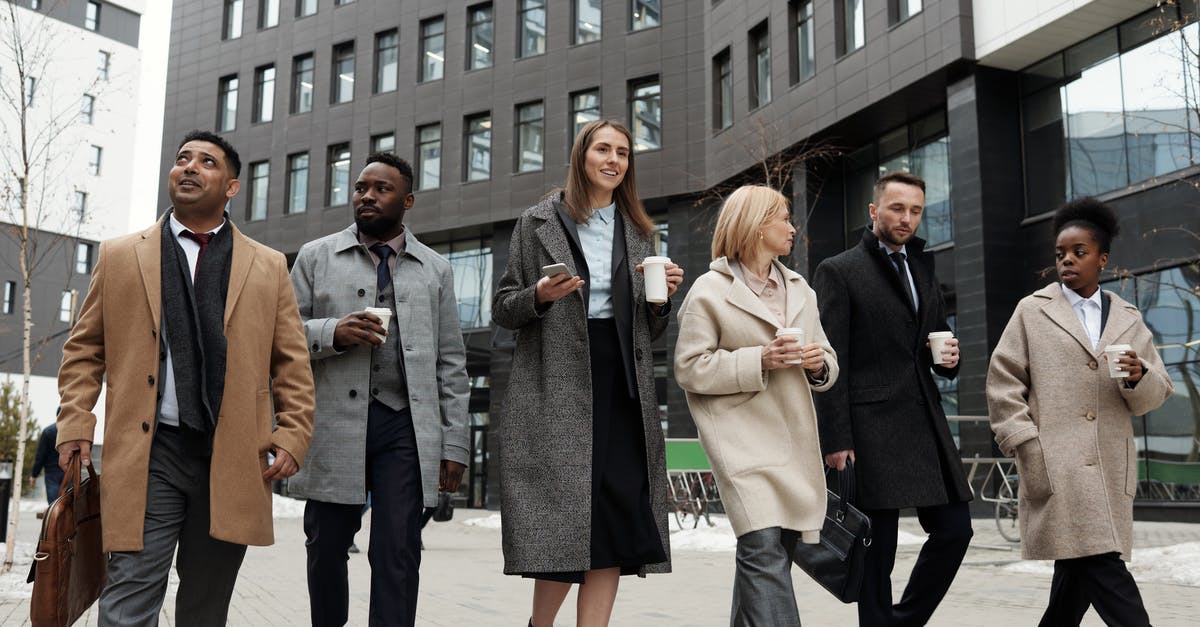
top-left (995, 500), bottom-right (1020, 543)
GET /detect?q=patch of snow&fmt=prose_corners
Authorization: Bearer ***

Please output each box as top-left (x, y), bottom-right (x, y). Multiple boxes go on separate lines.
top-left (272, 493), bottom-right (307, 519)
top-left (462, 513), bottom-right (503, 529)
top-left (669, 515), bottom-right (736, 552)
top-left (0, 540), bottom-right (39, 600)
top-left (1000, 542), bottom-right (1200, 587)
top-left (896, 530), bottom-right (926, 546)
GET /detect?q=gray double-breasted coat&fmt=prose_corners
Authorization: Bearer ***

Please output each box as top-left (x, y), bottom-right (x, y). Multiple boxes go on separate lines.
top-left (492, 194), bottom-right (672, 575)
top-left (286, 225), bottom-right (470, 507)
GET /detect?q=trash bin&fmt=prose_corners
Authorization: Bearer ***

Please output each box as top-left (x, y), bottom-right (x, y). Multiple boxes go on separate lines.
top-left (0, 461), bottom-right (13, 542)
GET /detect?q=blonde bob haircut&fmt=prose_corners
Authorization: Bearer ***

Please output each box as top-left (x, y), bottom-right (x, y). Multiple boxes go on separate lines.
top-left (710, 185), bottom-right (790, 261)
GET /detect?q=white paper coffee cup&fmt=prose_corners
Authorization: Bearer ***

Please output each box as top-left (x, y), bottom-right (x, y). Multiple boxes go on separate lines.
top-left (642, 256), bottom-right (671, 304)
top-left (776, 327), bottom-right (805, 364)
top-left (1104, 344), bottom-right (1133, 378)
top-left (929, 331), bottom-right (954, 365)
top-left (364, 307), bottom-right (391, 342)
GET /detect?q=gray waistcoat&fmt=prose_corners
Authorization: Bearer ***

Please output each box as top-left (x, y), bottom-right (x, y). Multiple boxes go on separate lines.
top-left (370, 278), bottom-right (408, 411)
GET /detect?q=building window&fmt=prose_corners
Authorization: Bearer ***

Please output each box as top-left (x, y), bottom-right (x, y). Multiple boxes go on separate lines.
top-left (417, 124), bottom-right (442, 190)
top-left (575, 0), bottom-right (601, 44)
top-left (1022, 12), bottom-right (1200, 215)
top-left (420, 17), bottom-right (445, 82)
top-left (1105, 265), bottom-right (1200, 503)
top-left (467, 4), bottom-right (494, 70)
top-left (519, 0), bottom-right (546, 58)
top-left (296, 0), bottom-right (317, 17)
top-left (891, 0), bottom-right (922, 24)
top-left (223, 0), bottom-right (243, 40)
top-left (30, 0), bottom-right (40, 10)
top-left (631, 0), bottom-right (659, 31)
top-left (97, 50), bottom-right (110, 81)
top-left (59, 291), bottom-right (74, 323)
top-left (80, 94), bottom-right (95, 124)
top-left (335, 0), bottom-right (353, 5)
top-left (629, 78), bottom-right (661, 152)
top-left (431, 239), bottom-right (494, 328)
top-left (371, 133), bottom-right (395, 153)
top-left (253, 65), bottom-right (275, 123)
top-left (291, 54), bottom-right (314, 114)
top-left (328, 144), bottom-right (351, 206)
top-left (2, 281), bottom-right (14, 315)
top-left (75, 242), bottom-right (94, 275)
top-left (217, 75), bottom-right (238, 131)
top-left (516, 101), bottom-right (544, 173)
top-left (247, 161), bottom-right (269, 221)
top-left (332, 42), bottom-right (355, 104)
top-left (72, 191), bottom-right (88, 221)
top-left (88, 145), bottom-right (102, 175)
top-left (749, 21), bottom-right (771, 109)
top-left (840, 0), bottom-right (864, 55)
top-left (24, 76), bottom-right (35, 108)
top-left (85, 1), bottom-right (99, 31)
top-left (259, 0), bottom-right (279, 29)
top-left (464, 114), bottom-right (492, 182)
top-left (375, 30), bottom-right (399, 94)
top-left (790, 0), bottom-right (815, 84)
top-left (713, 49), bottom-right (732, 130)
top-left (571, 89), bottom-right (600, 140)
top-left (287, 153), bottom-right (308, 214)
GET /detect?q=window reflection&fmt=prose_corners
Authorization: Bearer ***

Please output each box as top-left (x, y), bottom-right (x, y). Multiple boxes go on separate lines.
top-left (433, 239), bottom-right (494, 329)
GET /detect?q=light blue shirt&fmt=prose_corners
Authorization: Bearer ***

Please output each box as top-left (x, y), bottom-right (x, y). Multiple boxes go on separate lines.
top-left (578, 202), bottom-right (616, 319)
top-left (879, 240), bottom-right (919, 311)
top-left (1062, 283), bottom-right (1102, 350)
top-left (159, 212), bottom-right (226, 426)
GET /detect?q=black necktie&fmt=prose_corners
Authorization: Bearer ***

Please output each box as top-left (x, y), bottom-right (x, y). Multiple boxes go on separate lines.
top-left (370, 243), bottom-right (393, 292)
top-left (180, 230), bottom-right (213, 283)
top-left (889, 251), bottom-right (916, 313)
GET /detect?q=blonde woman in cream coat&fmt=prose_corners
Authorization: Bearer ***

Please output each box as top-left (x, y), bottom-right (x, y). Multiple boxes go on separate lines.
top-left (674, 185), bottom-right (837, 627)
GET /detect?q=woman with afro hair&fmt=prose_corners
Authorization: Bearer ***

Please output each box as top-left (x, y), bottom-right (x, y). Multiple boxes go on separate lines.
top-left (986, 197), bottom-right (1173, 626)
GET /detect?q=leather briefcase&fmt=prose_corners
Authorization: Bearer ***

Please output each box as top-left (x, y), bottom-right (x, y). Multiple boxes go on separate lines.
top-left (792, 459), bottom-right (873, 603)
top-left (27, 452), bottom-right (107, 627)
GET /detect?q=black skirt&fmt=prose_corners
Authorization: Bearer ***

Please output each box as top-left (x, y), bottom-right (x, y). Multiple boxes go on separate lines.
top-left (524, 318), bottom-right (665, 583)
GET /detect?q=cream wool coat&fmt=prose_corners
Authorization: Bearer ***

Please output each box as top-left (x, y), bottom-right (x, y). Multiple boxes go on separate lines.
top-left (674, 258), bottom-right (837, 539)
top-left (987, 283), bottom-right (1172, 561)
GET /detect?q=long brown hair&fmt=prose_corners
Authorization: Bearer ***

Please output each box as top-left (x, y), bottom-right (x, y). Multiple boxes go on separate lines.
top-left (561, 120), bottom-right (656, 238)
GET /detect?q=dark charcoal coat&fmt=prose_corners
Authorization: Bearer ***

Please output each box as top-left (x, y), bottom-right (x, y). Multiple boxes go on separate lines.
top-left (492, 194), bottom-right (672, 575)
top-left (811, 228), bottom-right (972, 510)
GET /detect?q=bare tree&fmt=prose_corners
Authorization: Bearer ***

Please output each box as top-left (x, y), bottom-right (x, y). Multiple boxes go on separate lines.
top-left (0, 0), bottom-right (102, 572)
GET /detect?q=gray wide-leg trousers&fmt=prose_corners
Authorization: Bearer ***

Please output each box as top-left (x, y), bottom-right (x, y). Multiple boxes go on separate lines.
top-left (731, 526), bottom-right (803, 627)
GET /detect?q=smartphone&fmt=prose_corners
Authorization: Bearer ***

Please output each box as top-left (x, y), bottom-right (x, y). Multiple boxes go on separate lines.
top-left (541, 263), bottom-right (570, 278)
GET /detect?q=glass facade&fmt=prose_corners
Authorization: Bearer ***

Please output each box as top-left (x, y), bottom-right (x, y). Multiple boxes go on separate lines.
top-left (575, 0), bottom-right (601, 44)
top-left (630, 79), bottom-right (661, 152)
top-left (750, 22), bottom-right (771, 109)
top-left (432, 239), bottom-right (494, 329)
top-left (894, 0), bottom-right (922, 23)
top-left (842, 0), bottom-right (864, 54)
top-left (332, 42), bottom-right (355, 104)
top-left (85, 1), bottom-right (99, 31)
top-left (223, 0), bottom-right (243, 40)
top-left (371, 133), bottom-right (395, 153)
top-left (248, 161), bottom-right (269, 221)
top-left (292, 54), bottom-right (314, 114)
top-left (1106, 265), bottom-right (1200, 503)
top-left (516, 102), bottom-right (544, 172)
top-left (519, 0), bottom-right (546, 58)
top-left (714, 49), bottom-right (732, 130)
top-left (793, 0), bottom-right (814, 83)
top-left (631, 0), bottom-right (660, 31)
top-left (465, 114), bottom-right (492, 181)
top-left (468, 4), bottom-right (494, 70)
top-left (375, 30), bottom-right (398, 93)
top-left (260, 0), bottom-right (278, 29)
top-left (421, 17), bottom-right (445, 82)
top-left (1023, 10), bottom-right (1200, 216)
top-left (296, 0), bottom-right (317, 18)
top-left (254, 65), bottom-right (275, 123)
top-left (417, 124), bottom-right (442, 190)
top-left (328, 144), bottom-right (351, 206)
top-left (571, 89), bottom-right (600, 141)
top-left (75, 243), bottom-right (93, 275)
top-left (219, 75), bottom-right (238, 131)
top-left (287, 153), bottom-right (308, 214)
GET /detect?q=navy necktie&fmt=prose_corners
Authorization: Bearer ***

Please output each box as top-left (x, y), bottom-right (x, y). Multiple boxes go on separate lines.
top-left (370, 243), bottom-right (393, 292)
top-left (889, 251), bottom-right (917, 313)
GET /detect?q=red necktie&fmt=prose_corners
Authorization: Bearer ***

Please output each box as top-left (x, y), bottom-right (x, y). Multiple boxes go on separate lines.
top-left (180, 230), bottom-right (213, 283)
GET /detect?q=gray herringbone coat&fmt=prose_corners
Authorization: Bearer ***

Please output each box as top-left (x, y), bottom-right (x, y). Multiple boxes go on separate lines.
top-left (493, 195), bottom-right (672, 575)
top-left (286, 225), bottom-right (470, 507)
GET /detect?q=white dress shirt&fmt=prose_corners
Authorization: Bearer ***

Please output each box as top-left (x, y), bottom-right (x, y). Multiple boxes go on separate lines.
top-left (158, 213), bottom-right (226, 426)
top-left (1061, 283), bottom-right (1102, 351)
top-left (878, 241), bottom-right (919, 311)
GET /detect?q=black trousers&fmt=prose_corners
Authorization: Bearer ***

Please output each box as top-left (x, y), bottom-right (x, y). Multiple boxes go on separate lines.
top-left (1039, 552), bottom-right (1150, 627)
top-left (305, 403), bottom-right (424, 627)
top-left (859, 501), bottom-right (973, 627)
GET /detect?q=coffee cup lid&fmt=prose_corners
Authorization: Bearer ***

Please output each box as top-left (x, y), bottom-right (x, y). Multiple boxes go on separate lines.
top-left (365, 307), bottom-right (391, 314)
top-left (928, 331), bottom-right (954, 338)
top-left (775, 327), bottom-right (804, 335)
top-left (642, 255), bottom-right (671, 264)
top-left (1104, 344), bottom-right (1132, 351)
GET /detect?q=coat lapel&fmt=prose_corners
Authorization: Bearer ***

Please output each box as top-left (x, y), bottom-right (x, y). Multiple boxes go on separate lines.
top-left (1095, 290), bottom-right (1138, 350)
top-left (1038, 284), bottom-right (1100, 356)
top-left (722, 259), bottom-right (784, 329)
top-left (781, 262), bottom-right (810, 328)
top-left (223, 223), bottom-right (256, 326)
top-left (134, 219), bottom-right (165, 332)
top-left (536, 200), bottom-right (588, 310)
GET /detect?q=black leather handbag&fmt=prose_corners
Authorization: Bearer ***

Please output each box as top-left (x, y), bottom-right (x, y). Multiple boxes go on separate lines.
top-left (431, 491), bottom-right (454, 522)
top-left (792, 459), bottom-right (873, 603)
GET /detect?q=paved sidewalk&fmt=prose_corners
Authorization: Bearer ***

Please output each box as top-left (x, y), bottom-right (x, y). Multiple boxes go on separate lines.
top-left (2, 504), bottom-right (1198, 626)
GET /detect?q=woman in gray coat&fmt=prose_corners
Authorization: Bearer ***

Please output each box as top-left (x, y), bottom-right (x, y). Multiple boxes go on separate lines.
top-left (493, 120), bottom-right (683, 627)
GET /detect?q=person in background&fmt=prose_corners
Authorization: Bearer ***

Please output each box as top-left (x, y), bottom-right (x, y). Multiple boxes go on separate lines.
top-left (987, 197), bottom-right (1173, 627)
top-left (30, 422), bottom-right (65, 506)
top-left (674, 185), bottom-right (837, 626)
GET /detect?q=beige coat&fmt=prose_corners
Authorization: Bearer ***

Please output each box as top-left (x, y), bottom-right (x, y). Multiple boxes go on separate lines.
top-left (674, 258), bottom-right (838, 539)
top-left (57, 218), bottom-right (315, 551)
top-left (987, 283), bottom-right (1172, 561)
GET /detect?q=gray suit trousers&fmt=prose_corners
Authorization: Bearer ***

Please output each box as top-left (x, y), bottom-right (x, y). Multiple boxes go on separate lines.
top-left (98, 426), bottom-right (247, 627)
top-left (731, 527), bottom-right (802, 627)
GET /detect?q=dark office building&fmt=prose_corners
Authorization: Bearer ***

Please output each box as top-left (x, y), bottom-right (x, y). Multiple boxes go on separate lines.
top-left (159, 0), bottom-right (1200, 518)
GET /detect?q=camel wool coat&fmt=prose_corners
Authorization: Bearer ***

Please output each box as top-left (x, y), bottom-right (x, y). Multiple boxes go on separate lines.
top-left (57, 217), bottom-right (315, 551)
top-left (987, 283), bottom-right (1172, 561)
top-left (674, 258), bottom-right (837, 538)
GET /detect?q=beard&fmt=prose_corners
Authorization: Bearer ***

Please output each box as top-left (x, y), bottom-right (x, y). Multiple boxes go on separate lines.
top-left (876, 222), bottom-right (914, 247)
top-left (355, 210), bottom-right (401, 239)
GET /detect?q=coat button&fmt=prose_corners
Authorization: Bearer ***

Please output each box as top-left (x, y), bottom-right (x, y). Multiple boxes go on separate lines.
top-left (142, 422), bottom-right (150, 432)
top-left (379, 295), bottom-right (387, 303)
top-left (312, 342), bottom-right (320, 352)
top-left (635, 348), bottom-right (644, 360)
top-left (1085, 411), bottom-right (1096, 421)
top-left (373, 364), bottom-right (381, 372)
top-left (349, 389), bottom-right (357, 398)
top-left (358, 288), bottom-right (366, 297)
top-left (372, 387), bottom-right (380, 395)
top-left (147, 375), bottom-right (155, 385)
top-left (151, 329), bottom-right (157, 338)
top-left (1088, 360), bottom-right (1098, 370)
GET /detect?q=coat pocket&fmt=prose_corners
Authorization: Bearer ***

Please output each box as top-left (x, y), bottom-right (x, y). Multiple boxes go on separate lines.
top-left (1125, 438), bottom-right (1139, 497)
top-left (848, 385), bottom-right (889, 405)
top-left (1015, 438), bottom-right (1054, 500)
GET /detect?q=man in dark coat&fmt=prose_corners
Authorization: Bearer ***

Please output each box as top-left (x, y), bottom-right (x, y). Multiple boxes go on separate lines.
top-left (30, 423), bottom-right (65, 504)
top-left (812, 172), bottom-right (973, 626)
